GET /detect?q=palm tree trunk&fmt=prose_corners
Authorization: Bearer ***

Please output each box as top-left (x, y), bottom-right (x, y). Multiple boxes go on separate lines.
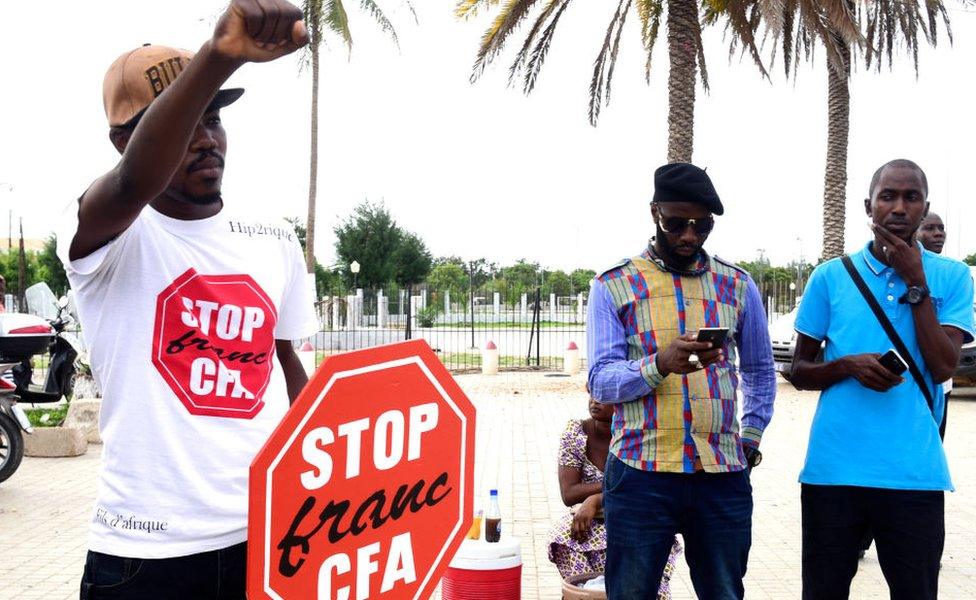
top-left (305, 26), bottom-right (320, 274)
top-left (666, 0), bottom-right (699, 164)
top-left (821, 38), bottom-right (851, 261)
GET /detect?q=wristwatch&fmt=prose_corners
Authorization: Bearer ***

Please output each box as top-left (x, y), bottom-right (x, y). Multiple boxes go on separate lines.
top-left (899, 285), bottom-right (930, 305)
top-left (744, 447), bottom-right (762, 469)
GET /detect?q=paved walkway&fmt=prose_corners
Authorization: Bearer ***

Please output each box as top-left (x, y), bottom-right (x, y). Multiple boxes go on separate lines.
top-left (2, 375), bottom-right (976, 599)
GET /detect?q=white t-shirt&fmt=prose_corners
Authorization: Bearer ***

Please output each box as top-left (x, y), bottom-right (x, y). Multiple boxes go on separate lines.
top-left (58, 205), bottom-right (318, 558)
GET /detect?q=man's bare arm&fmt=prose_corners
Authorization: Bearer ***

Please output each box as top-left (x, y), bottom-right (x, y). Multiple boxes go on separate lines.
top-left (70, 0), bottom-right (307, 260)
top-left (790, 333), bottom-right (903, 392)
top-left (276, 340), bottom-right (309, 405)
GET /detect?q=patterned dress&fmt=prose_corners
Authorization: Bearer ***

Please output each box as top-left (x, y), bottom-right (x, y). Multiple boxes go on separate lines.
top-left (548, 420), bottom-right (682, 597)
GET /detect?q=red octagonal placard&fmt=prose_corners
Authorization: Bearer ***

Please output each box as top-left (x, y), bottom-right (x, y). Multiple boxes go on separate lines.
top-left (152, 268), bottom-right (278, 420)
top-left (248, 339), bottom-right (476, 600)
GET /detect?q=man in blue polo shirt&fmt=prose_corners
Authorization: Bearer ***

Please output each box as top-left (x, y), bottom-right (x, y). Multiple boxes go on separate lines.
top-left (790, 159), bottom-right (973, 600)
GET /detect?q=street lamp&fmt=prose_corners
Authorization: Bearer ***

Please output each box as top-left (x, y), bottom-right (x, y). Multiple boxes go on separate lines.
top-left (350, 260), bottom-right (360, 290)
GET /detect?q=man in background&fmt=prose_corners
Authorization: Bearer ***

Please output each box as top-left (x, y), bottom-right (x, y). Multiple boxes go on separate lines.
top-left (791, 159), bottom-right (972, 599)
top-left (917, 212), bottom-right (946, 255)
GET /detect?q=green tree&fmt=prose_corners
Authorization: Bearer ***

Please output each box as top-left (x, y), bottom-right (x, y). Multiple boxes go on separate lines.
top-left (393, 231), bottom-right (433, 288)
top-left (458, 0), bottom-right (767, 161)
top-left (301, 0), bottom-right (415, 272)
top-left (571, 268), bottom-right (596, 293)
top-left (739, 254), bottom-right (771, 281)
top-left (469, 258), bottom-right (499, 287)
top-left (764, 266), bottom-right (795, 283)
top-left (286, 216), bottom-right (308, 249)
top-left (333, 201), bottom-right (403, 290)
top-left (964, 254), bottom-right (976, 267)
top-left (760, 1), bottom-right (951, 260)
top-left (427, 262), bottom-right (468, 298)
top-left (501, 259), bottom-right (540, 290)
top-left (547, 269), bottom-right (572, 296)
top-left (0, 249), bottom-right (42, 299)
top-left (314, 262), bottom-right (345, 297)
top-left (287, 217), bottom-right (343, 298)
top-left (37, 234), bottom-right (69, 297)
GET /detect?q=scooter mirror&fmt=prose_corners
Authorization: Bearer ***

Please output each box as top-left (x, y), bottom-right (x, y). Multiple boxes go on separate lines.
top-left (58, 296), bottom-right (69, 309)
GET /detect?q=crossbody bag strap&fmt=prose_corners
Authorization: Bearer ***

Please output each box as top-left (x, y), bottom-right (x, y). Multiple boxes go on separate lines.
top-left (840, 256), bottom-right (938, 421)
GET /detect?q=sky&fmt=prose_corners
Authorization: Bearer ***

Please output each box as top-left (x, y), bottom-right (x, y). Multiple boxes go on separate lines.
top-left (1, 1), bottom-right (974, 274)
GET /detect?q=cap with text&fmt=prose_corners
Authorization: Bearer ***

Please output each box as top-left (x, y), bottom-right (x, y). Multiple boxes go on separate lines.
top-left (103, 44), bottom-right (244, 128)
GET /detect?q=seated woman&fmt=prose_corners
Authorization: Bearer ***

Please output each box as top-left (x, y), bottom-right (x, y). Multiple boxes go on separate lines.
top-left (548, 394), bottom-right (682, 597)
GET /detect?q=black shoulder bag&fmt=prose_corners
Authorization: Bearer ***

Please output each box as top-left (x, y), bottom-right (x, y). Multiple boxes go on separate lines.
top-left (841, 255), bottom-right (946, 439)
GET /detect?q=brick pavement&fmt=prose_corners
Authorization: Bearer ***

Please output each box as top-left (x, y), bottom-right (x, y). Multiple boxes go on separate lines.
top-left (2, 375), bottom-right (975, 599)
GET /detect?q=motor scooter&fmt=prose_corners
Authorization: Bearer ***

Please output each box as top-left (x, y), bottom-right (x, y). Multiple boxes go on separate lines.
top-left (0, 283), bottom-right (82, 483)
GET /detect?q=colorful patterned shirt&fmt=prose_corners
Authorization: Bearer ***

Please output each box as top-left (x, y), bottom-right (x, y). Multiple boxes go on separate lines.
top-left (586, 247), bottom-right (775, 473)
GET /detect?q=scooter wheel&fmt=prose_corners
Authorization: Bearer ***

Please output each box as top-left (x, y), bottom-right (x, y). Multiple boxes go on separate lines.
top-left (0, 413), bottom-right (25, 484)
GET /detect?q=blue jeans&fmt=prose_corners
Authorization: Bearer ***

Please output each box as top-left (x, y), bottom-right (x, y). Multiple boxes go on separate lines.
top-left (79, 542), bottom-right (246, 599)
top-left (603, 454), bottom-right (753, 600)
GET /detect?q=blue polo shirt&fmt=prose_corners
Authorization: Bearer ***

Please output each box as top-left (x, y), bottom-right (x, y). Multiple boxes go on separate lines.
top-left (795, 241), bottom-right (974, 491)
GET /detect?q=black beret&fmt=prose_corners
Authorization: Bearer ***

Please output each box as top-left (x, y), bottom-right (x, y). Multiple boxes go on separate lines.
top-left (653, 163), bottom-right (724, 215)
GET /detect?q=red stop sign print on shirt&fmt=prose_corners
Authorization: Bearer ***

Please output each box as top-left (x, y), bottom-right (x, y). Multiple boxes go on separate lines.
top-left (152, 268), bottom-right (278, 419)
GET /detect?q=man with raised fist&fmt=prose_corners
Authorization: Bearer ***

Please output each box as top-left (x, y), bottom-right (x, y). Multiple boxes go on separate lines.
top-left (57, 2), bottom-right (319, 598)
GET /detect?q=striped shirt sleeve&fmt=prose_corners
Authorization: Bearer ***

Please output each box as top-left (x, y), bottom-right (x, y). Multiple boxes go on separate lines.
top-left (586, 278), bottom-right (660, 403)
top-left (735, 275), bottom-right (776, 448)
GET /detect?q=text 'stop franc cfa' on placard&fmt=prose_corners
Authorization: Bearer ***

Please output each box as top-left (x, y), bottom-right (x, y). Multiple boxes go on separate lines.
top-left (248, 339), bottom-right (477, 600)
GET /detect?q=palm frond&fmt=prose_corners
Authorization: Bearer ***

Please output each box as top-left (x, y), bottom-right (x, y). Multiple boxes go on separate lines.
top-left (757, 0), bottom-right (785, 34)
top-left (359, 0), bottom-right (400, 48)
top-left (693, 5), bottom-right (710, 91)
top-left (819, 0), bottom-right (862, 45)
top-left (325, 0), bottom-right (353, 51)
top-left (635, 0), bottom-right (663, 83)
top-left (781, 0), bottom-right (795, 76)
top-left (863, 0), bottom-right (949, 75)
top-left (588, 0), bottom-right (629, 126)
top-left (507, 0), bottom-right (564, 88)
top-left (604, 0), bottom-right (634, 109)
top-left (707, 0), bottom-right (769, 79)
top-left (404, 0), bottom-right (419, 24)
top-left (471, 0), bottom-right (545, 82)
top-left (456, 0), bottom-right (502, 19)
top-left (523, 0), bottom-right (573, 93)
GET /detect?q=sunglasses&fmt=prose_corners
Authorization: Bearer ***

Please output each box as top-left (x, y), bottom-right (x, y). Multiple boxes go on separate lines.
top-left (657, 213), bottom-right (715, 235)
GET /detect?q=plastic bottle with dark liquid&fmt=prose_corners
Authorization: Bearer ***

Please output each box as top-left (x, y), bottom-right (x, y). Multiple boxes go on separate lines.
top-left (485, 489), bottom-right (502, 543)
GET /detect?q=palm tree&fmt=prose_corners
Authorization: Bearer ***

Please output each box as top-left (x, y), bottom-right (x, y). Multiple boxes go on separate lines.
top-left (760, 0), bottom-right (951, 260)
top-left (457, 0), bottom-right (769, 163)
top-left (301, 0), bottom-right (415, 273)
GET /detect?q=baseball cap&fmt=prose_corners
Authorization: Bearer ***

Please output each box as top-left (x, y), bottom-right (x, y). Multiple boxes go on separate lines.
top-left (103, 44), bottom-right (244, 128)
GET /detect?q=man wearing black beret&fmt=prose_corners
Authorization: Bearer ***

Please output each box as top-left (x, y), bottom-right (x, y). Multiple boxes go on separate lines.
top-left (586, 163), bottom-right (776, 599)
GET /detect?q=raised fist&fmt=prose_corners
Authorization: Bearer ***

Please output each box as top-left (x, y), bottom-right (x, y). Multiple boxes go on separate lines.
top-left (212, 0), bottom-right (309, 63)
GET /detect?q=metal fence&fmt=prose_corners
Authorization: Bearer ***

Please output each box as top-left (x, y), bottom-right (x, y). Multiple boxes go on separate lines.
top-left (310, 276), bottom-right (808, 373)
top-left (311, 285), bottom-right (588, 373)
top-left (756, 277), bottom-right (807, 324)
top-left (3, 276), bottom-right (806, 380)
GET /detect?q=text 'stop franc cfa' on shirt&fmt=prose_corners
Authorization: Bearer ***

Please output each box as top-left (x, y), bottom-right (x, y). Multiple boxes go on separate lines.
top-left (795, 242), bottom-right (974, 491)
top-left (58, 205), bottom-right (318, 559)
top-left (587, 248), bottom-right (775, 474)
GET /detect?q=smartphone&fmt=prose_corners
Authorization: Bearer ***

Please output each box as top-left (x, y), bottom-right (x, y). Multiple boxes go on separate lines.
top-left (696, 327), bottom-right (730, 348)
top-left (879, 349), bottom-right (908, 375)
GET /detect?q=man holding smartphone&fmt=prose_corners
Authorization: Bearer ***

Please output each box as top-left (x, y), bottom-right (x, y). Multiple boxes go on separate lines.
top-left (791, 159), bottom-right (973, 599)
top-left (587, 163), bottom-right (776, 599)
